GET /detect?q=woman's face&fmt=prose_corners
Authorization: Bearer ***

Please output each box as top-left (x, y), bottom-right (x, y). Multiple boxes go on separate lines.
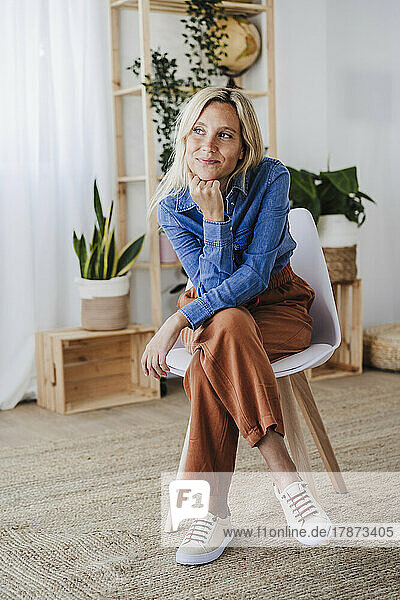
top-left (186, 101), bottom-right (244, 196)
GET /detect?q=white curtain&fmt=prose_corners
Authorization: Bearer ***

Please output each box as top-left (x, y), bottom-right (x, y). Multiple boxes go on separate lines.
top-left (0, 1), bottom-right (114, 409)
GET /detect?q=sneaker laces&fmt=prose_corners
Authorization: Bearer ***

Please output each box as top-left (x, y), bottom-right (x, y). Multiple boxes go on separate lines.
top-left (182, 515), bottom-right (216, 544)
top-left (283, 483), bottom-right (320, 525)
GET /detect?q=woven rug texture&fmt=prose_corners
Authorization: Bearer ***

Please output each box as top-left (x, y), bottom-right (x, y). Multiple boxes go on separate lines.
top-left (0, 372), bottom-right (399, 599)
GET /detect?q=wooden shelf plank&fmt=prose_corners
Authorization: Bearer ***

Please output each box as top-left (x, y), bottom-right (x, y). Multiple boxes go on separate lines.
top-left (36, 323), bottom-right (156, 339)
top-left (135, 261), bottom-right (182, 269)
top-left (246, 89), bottom-right (268, 97)
top-left (113, 85), bottom-right (141, 96)
top-left (111, 0), bottom-right (266, 16)
top-left (114, 85), bottom-right (268, 99)
top-left (118, 175), bottom-right (146, 182)
top-left (65, 388), bottom-right (158, 414)
top-left (117, 175), bottom-right (163, 182)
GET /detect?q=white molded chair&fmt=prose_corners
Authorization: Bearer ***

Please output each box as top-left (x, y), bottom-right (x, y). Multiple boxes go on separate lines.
top-left (165, 208), bottom-right (348, 532)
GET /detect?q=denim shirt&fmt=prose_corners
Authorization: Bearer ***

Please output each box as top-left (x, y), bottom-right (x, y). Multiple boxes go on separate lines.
top-left (157, 156), bottom-right (297, 331)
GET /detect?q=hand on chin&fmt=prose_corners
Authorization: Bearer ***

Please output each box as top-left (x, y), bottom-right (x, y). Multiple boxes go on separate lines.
top-left (189, 168), bottom-right (216, 183)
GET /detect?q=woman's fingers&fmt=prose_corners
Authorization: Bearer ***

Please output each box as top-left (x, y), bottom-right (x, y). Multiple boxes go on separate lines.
top-left (140, 317), bottom-right (180, 380)
top-left (144, 355), bottom-right (160, 380)
top-left (149, 362), bottom-right (161, 379)
top-left (141, 350), bottom-right (152, 377)
top-left (160, 356), bottom-right (170, 372)
top-left (190, 177), bottom-right (219, 204)
top-left (190, 176), bottom-right (204, 195)
top-left (141, 349), bottom-right (170, 380)
top-left (151, 357), bottom-right (167, 379)
top-left (141, 351), bottom-right (148, 376)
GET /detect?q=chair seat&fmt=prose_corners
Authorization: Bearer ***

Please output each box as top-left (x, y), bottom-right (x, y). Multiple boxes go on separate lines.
top-left (166, 342), bottom-right (334, 379)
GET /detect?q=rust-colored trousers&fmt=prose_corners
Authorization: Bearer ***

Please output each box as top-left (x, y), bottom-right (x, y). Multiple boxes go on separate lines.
top-left (176, 261), bottom-right (315, 515)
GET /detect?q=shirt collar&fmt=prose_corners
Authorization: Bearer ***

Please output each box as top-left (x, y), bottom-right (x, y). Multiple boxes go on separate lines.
top-left (174, 169), bottom-right (249, 213)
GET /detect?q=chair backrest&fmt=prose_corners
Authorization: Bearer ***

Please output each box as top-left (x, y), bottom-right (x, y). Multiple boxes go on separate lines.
top-left (186, 207), bottom-right (341, 348)
top-left (288, 208), bottom-right (341, 348)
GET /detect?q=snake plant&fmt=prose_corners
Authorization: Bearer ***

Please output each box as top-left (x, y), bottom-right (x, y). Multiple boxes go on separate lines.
top-left (73, 180), bottom-right (145, 279)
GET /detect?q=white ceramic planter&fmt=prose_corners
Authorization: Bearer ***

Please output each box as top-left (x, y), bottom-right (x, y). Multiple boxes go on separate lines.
top-left (317, 214), bottom-right (359, 247)
top-left (75, 272), bottom-right (131, 331)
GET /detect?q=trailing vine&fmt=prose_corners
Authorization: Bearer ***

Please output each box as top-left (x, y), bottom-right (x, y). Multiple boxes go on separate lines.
top-left (128, 49), bottom-right (190, 174)
top-left (181, 0), bottom-right (229, 89)
top-left (127, 0), bottom-right (230, 174)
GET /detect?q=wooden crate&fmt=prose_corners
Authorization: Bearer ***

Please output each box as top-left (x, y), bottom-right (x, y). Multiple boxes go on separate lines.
top-left (35, 324), bottom-right (160, 414)
top-left (305, 279), bottom-right (363, 381)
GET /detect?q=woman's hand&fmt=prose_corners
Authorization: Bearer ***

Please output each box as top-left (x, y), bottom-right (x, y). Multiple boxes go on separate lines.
top-left (141, 312), bottom-right (189, 380)
top-left (188, 170), bottom-right (224, 221)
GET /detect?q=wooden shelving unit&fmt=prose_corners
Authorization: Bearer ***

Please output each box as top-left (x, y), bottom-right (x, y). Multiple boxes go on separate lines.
top-left (108, 0), bottom-right (277, 332)
top-left (305, 278), bottom-right (363, 381)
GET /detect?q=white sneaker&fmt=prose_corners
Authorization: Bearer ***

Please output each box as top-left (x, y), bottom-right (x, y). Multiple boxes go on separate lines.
top-left (176, 510), bottom-right (234, 566)
top-left (273, 479), bottom-right (332, 546)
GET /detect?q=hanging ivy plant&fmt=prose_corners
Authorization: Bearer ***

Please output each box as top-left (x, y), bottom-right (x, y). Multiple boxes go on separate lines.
top-left (181, 0), bottom-right (230, 89)
top-left (128, 49), bottom-right (190, 173)
top-left (127, 0), bottom-right (230, 175)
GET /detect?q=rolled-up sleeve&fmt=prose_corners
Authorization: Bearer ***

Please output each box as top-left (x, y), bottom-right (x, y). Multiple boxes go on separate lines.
top-left (178, 163), bottom-right (292, 330)
top-left (200, 215), bottom-right (234, 289)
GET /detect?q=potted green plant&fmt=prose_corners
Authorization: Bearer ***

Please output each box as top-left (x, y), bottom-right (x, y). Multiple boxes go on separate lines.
top-left (73, 180), bottom-right (145, 331)
top-left (287, 164), bottom-right (376, 282)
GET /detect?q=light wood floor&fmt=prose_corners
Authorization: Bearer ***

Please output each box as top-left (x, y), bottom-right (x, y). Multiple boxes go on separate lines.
top-left (0, 368), bottom-right (397, 448)
top-left (0, 376), bottom-right (190, 448)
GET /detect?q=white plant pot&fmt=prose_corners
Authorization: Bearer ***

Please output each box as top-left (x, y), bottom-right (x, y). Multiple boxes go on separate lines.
top-left (317, 214), bottom-right (359, 248)
top-left (75, 272), bottom-right (131, 331)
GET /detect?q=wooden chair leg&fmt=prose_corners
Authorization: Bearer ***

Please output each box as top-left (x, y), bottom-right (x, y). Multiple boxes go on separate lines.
top-left (164, 416), bottom-right (192, 533)
top-left (277, 376), bottom-right (319, 501)
top-left (290, 371), bottom-right (348, 494)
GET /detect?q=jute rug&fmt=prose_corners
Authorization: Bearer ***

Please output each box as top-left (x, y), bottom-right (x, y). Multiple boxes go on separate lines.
top-left (0, 371), bottom-right (399, 599)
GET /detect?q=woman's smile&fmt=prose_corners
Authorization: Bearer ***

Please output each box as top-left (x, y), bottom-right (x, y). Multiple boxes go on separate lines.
top-left (197, 158), bottom-right (220, 165)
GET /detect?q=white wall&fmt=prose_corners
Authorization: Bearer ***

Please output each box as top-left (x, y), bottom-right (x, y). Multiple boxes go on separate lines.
top-left (275, 1), bottom-right (328, 168)
top-left (117, 0), bottom-right (399, 329)
top-left (325, 0), bottom-right (400, 325)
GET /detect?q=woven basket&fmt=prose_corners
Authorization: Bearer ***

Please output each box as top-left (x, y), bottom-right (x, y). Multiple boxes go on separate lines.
top-left (363, 323), bottom-right (400, 371)
top-left (322, 245), bottom-right (357, 283)
top-left (81, 294), bottom-right (129, 331)
top-left (75, 273), bottom-right (131, 331)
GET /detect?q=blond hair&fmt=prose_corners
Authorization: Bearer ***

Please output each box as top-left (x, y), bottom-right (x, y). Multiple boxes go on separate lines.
top-left (146, 86), bottom-right (265, 223)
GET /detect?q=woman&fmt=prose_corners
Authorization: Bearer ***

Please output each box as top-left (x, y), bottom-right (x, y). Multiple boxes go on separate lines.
top-left (141, 86), bottom-right (331, 565)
